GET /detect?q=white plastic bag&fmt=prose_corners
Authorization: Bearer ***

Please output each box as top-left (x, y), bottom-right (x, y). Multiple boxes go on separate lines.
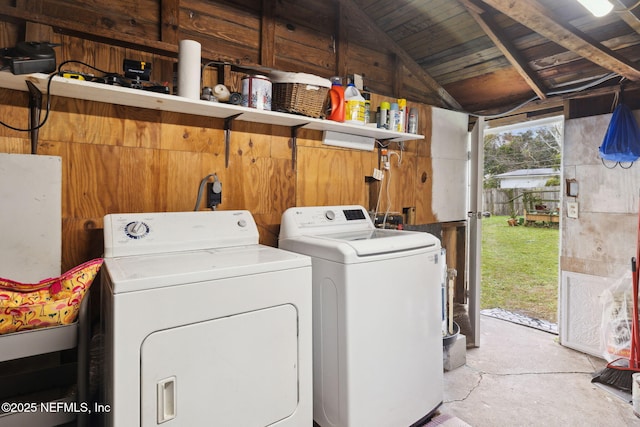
top-left (600, 271), bottom-right (633, 362)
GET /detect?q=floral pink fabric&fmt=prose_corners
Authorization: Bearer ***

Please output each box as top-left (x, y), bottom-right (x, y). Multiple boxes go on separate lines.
top-left (0, 259), bottom-right (103, 334)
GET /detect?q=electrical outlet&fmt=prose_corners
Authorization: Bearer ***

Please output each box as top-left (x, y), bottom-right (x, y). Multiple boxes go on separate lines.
top-left (566, 201), bottom-right (578, 219)
top-left (207, 178), bottom-right (222, 209)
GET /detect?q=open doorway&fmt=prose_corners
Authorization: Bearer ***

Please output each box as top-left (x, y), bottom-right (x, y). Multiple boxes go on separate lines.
top-left (480, 116), bottom-right (564, 332)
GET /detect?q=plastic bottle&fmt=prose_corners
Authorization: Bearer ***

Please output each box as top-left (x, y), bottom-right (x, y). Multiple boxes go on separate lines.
top-left (378, 101), bottom-right (390, 129)
top-left (327, 77), bottom-right (345, 122)
top-left (344, 83), bottom-right (365, 125)
top-left (397, 99), bottom-right (407, 132)
top-left (389, 102), bottom-right (399, 131)
top-left (362, 92), bottom-right (371, 124)
top-left (408, 107), bottom-right (418, 134)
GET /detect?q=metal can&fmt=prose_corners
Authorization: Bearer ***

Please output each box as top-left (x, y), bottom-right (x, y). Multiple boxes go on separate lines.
top-left (241, 75), bottom-right (272, 110)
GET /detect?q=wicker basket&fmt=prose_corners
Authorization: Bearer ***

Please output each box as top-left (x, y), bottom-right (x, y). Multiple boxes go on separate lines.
top-left (270, 72), bottom-right (332, 119)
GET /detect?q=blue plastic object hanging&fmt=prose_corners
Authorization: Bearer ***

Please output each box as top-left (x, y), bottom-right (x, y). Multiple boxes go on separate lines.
top-left (599, 102), bottom-right (640, 165)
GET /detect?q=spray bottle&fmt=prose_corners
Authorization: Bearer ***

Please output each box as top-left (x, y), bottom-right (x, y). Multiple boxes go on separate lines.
top-left (389, 102), bottom-right (399, 131)
top-left (362, 92), bottom-right (371, 124)
top-left (397, 98), bottom-right (407, 132)
top-left (377, 101), bottom-right (390, 129)
top-left (408, 107), bottom-right (418, 134)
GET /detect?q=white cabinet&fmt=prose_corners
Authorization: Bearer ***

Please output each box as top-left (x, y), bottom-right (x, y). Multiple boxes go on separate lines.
top-left (430, 106), bottom-right (469, 222)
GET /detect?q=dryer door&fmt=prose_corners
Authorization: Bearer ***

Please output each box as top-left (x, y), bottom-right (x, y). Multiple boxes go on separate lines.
top-left (140, 304), bottom-right (299, 426)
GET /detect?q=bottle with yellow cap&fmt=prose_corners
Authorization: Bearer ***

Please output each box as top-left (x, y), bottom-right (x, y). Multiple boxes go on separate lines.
top-left (378, 101), bottom-right (390, 129)
top-left (397, 99), bottom-right (407, 132)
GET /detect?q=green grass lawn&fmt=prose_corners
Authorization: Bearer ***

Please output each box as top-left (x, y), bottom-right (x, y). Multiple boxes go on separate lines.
top-left (481, 215), bottom-right (559, 323)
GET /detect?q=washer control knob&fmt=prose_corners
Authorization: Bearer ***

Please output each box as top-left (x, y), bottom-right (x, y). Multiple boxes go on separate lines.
top-left (124, 221), bottom-right (150, 239)
top-left (237, 219), bottom-right (247, 227)
top-left (325, 210), bottom-right (336, 221)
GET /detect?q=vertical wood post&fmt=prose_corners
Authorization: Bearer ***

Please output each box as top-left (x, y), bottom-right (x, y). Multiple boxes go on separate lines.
top-left (260, 0), bottom-right (276, 68)
top-left (335, 0), bottom-right (348, 78)
top-left (160, 0), bottom-right (180, 90)
top-left (393, 54), bottom-right (402, 98)
top-left (160, 0), bottom-right (180, 45)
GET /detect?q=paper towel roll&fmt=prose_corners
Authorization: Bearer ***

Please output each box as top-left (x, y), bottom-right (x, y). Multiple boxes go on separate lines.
top-left (178, 40), bottom-right (201, 100)
top-left (213, 84), bottom-right (231, 102)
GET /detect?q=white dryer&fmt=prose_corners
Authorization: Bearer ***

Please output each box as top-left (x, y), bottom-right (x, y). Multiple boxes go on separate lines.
top-left (101, 210), bottom-right (312, 427)
top-left (279, 205), bottom-right (443, 427)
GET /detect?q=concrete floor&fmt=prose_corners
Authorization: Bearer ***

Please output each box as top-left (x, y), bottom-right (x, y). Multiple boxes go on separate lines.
top-left (439, 315), bottom-right (640, 426)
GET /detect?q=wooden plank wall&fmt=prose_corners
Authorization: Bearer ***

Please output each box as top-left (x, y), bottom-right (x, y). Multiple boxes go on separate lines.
top-left (0, 1), bottom-right (452, 274)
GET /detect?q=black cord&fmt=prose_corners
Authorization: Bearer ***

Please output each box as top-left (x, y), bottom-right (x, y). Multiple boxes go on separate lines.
top-left (467, 72), bottom-right (620, 119)
top-left (58, 59), bottom-right (112, 76)
top-left (193, 173), bottom-right (217, 211)
top-left (1, 58), bottom-right (159, 133)
top-left (0, 60), bottom-right (116, 132)
top-left (0, 70), bottom-right (55, 132)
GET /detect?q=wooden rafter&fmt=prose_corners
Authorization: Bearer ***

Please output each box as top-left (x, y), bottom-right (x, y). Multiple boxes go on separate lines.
top-left (481, 0), bottom-right (640, 81)
top-left (341, 0), bottom-right (461, 109)
top-left (459, 0), bottom-right (547, 100)
top-left (615, 0), bottom-right (640, 34)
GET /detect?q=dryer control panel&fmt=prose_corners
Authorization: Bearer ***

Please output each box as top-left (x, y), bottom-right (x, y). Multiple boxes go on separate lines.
top-left (104, 210), bottom-right (259, 257)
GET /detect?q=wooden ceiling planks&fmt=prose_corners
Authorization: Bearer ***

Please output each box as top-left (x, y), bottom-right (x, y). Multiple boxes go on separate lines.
top-left (381, 1), bottom-right (467, 38)
top-left (354, 0), bottom-right (475, 60)
top-left (399, 12), bottom-right (480, 59)
top-left (427, 45), bottom-right (505, 79)
top-left (1, 0), bottom-right (639, 117)
top-left (481, 0), bottom-right (640, 81)
top-left (355, 0), bottom-right (640, 116)
top-left (444, 67), bottom-right (536, 114)
top-left (418, 35), bottom-right (495, 70)
top-left (340, 0), bottom-right (460, 108)
top-left (460, 0), bottom-right (547, 99)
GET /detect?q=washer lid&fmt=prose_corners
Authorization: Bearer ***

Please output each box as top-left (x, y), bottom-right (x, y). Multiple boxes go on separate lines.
top-left (279, 229), bottom-right (439, 263)
top-left (104, 244), bottom-right (310, 293)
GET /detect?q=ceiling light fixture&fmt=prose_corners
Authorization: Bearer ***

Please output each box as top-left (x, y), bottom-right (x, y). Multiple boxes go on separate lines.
top-left (576, 0), bottom-right (614, 17)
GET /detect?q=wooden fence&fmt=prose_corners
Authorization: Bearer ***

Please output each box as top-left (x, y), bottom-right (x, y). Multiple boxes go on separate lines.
top-left (483, 187), bottom-right (560, 216)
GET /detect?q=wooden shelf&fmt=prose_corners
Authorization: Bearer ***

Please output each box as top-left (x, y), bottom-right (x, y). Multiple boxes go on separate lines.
top-left (0, 71), bottom-right (424, 143)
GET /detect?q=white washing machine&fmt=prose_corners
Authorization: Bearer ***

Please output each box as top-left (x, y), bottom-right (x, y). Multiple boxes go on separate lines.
top-left (101, 210), bottom-right (312, 427)
top-left (279, 205), bottom-right (443, 427)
